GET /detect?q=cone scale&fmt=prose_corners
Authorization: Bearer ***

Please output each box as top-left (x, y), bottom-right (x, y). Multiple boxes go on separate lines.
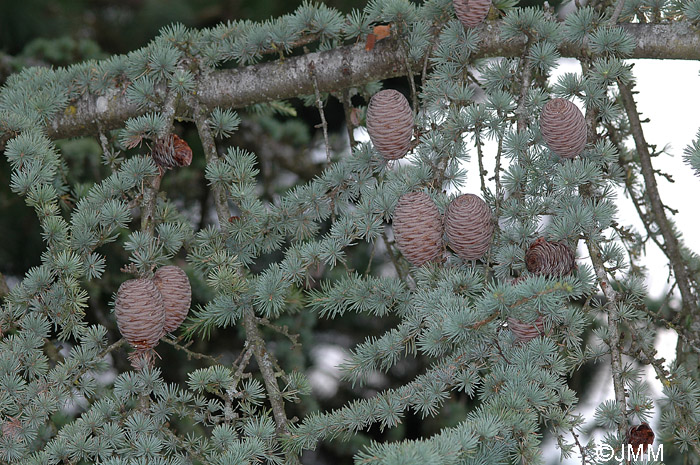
top-left (392, 191), bottom-right (443, 267)
top-left (366, 89), bottom-right (414, 160)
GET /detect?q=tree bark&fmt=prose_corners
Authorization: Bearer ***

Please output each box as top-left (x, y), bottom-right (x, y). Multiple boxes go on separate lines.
top-left (44, 21), bottom-right (700, 141)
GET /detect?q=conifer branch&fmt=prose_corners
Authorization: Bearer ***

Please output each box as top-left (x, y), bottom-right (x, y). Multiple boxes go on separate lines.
top-left (160, 336), bottom-right (222, 364)
top-left (340, 89), bottom-right (357, 148)
top-left (309, 61), bottom-right (331, 163)
top-left (43, 22), bottom-right (700, 141)
top-left (516, 39), bottom-right (534, 132)
top-left (617, 81), bottom-right (699, 323)
top-left (582, 225), bottom-right (629, 438)
top-left (240, 308), bottom-right (294, 439)
top-left (192, 98), bottom-right (298, 463)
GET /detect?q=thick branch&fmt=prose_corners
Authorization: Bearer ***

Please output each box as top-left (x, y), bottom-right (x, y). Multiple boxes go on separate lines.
top-left (44, 22), bottom-right (700, 140)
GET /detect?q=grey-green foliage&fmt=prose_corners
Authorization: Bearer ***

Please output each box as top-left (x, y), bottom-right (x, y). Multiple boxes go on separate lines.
top-left (1, 0), bottom-right (700, 463)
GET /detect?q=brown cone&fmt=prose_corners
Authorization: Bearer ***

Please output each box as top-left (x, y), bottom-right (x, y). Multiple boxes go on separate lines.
top-left (153, 265), bottom-right (191, 334)
top-left (453, 0), bottom-right (491, 28)
top-left (628, 423), bottom-right (655, 454)
top-left (508, 316), bottom-right (545, 344)
top-left (366, 89), bottom-right (414, 160)
top-left (444, 194), bottom-right (493, 261)
top-left (115, 279), bottom-right (165, 351)
top-left (539, 98), bottom-right (587, 159)
top-left (392, 191), bottom-right (443, 267)
top-left (525, 237), bottom-right (576, 277)
top-left (151, 134), bottom-right (193, 170)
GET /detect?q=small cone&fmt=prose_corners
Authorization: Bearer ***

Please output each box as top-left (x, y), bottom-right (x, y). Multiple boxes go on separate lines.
top-left (628, 423), bottom-right (655, 454)
top-left (153, 265), bottom-right (191, 334)
top-left (508, 316), bottom-right (545, 344)
top-left (453, 0), bottom-right (492, 28)
top-left (366, 89), bottom-right (414, 160)
top-left (392, 191), bottom-right (443, 267)
top-left (151, 134), bottom-right (193, 170)
top-left (525, 237), bottom-right (576, 277)
top-left (444, 194), bottom-right (494, 261)
top-left (115, 278), bottom-right (165, 367)
top-left (539, 98), bottom-right (587, 159)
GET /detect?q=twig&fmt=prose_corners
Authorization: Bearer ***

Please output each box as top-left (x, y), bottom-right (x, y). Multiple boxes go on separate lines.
top-left (609, 0), bottom-right (626, 25)
top-left (617, 81), bottom-right (698, 323)
top-left (192, 100), bottom-right (230, 225)
top-left (399, 43), bottom-right (418, 115)
top-left (570, 428), bottom-right (588, 465)
top-left (160, 336), bottom-right (222, 364)
top-left (162, 426), bottom-right (209, 464)
top-left (475, 132), bottom-right (488, 196)
top-left (422, 27), bottom-right (442, 86)
top-left (494, 126), bottom-right (504, 216)
top-left (381, 226), bottom-right (406, 281)
top-left (309, 61), bottom-right (331, 163)
top-left (516, 39), bottom-right (533, 133)
top-left (241, 308), bottom-right (292, 436)
top-left (258, 318), bottom-right (301, 349)
top-left (582, 223), bottom-right (629, 438)
top-left (340, 89), bottom-right (357, 148)
top-left (232, 343), bottom-right (255, 388)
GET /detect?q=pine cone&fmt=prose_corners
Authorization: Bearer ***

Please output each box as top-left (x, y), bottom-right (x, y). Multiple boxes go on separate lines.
top-left (525, 237), bottom-right (576, 277)
top-left (444, 194), bottom-right (494, 261)
top-left (453, 0), bottom-right (491, 28)
top-left (366, 89), bottom-right (414, 160)
top-left (392, 191), bottom-right (443, 266)
top-left (153, 265), bottom-right (191, 334)
top-left (508, 316), bottom-right (545, 344)
top-left (151, 134), bottom-right (193, 169)
top-left (115, 279), bottom-right (165, 351)
top-left (539, 98), bottom-right (587, 159)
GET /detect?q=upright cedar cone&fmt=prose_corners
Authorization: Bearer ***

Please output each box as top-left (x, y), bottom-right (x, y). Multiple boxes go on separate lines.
top-left (153, 265), bottom-right (191, 334)
top-left (539, 98), bottom-right (587, 159)
top-left (507, 316), bottom-right (545, 344)
top-left (115, 279), bottom-right (165, 352)
top-left (392, 191), bottom-right (443, 266)
top-left (366, 89), bottom-right (414, 160)
top-left (453, 0), bottom-right (491, 28)
top-left (151, 134), bottom-right (193, 169)
top-left (444, 194), bottom-right (494, 260)
top-left (525, 237), bottom-right (576, 277)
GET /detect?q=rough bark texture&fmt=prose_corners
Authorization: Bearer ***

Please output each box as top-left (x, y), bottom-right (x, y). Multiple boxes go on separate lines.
top-left (43, 22), bottom-right (700, 141)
